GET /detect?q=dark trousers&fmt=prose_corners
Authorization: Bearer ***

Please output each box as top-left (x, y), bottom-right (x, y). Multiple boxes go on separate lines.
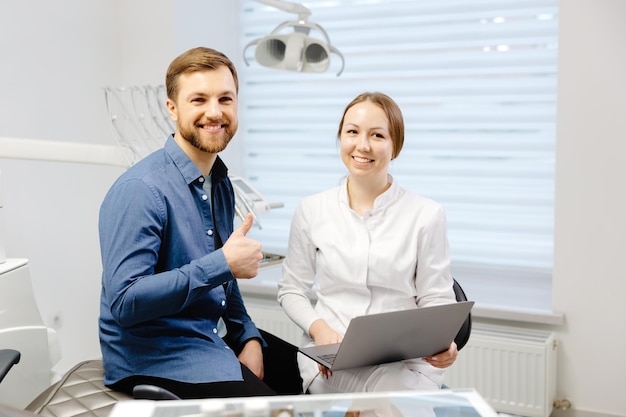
top-left (110, 329), bottom-right (303, 399)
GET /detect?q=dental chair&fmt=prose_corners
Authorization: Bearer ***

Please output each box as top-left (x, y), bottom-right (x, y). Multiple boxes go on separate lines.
top-left (0, 256), bottom-right (302, 416)
top-left (0, 259), bottom-right (61, 411)
top-left (452, 278), bottom-right (472, 350)
top-left (0, 350), bottom-right (20, 385)
top-left (0, 254), bottom-right (301, 417)
top-left (0, 328), bottom-right (302, 417)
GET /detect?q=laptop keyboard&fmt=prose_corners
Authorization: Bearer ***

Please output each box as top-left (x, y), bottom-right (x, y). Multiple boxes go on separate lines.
top-left (318, 353), bottom-right (337, 366)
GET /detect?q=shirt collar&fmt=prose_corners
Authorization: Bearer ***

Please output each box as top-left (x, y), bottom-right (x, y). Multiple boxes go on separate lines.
top-left (340, 174), bottom-right (399, 211)
top-left (164, 135), bottom-right (229, 185)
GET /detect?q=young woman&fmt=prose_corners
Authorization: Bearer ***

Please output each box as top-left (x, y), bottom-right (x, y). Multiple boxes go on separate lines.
top-left (278, 92), bottom-right (458, 394)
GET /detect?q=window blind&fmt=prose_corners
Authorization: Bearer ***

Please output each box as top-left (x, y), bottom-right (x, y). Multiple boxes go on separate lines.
top-left (238, 0), bottom-right (558, 311)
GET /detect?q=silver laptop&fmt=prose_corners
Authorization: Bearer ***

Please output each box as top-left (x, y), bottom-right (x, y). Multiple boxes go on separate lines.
top-left (299, 301), bottom-right (474, 371)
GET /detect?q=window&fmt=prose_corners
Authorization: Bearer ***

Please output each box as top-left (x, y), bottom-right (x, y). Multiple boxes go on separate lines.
top-left (239, 0), bottom-right (558, 312)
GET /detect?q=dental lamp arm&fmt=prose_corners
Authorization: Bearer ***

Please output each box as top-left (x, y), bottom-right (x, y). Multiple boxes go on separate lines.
top-left (254, 0), bottom-right (311, 20)
top-left (330, 45), bottom-right (345, 76)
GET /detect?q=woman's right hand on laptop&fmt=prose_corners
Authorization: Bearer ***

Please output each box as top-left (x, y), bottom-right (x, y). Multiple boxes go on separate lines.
top-left (308, 319), bottom-right (343, 378)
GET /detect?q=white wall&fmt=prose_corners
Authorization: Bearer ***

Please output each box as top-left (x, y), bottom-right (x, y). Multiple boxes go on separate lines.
top-left (1, 1), bottom-right (625, 416)
top-left (552, 0), bottom-right (626, 415)
top-left (172, 0), bottom-right (245, 173)
top-left (0, 0), bottom-right (175, 375)
top-left (0, 0), bottom-right (115, 143)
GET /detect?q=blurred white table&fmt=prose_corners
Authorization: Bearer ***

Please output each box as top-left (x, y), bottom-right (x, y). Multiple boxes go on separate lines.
top-left (109, 388), bottom-right (497, 417)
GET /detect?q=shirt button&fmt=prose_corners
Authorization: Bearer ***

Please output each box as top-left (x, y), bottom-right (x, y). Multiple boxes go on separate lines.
top-left (202, 194), bottom-right (208, 201)
top-left (199, 177), bottom-right (205, 183)
top-left (207, 229), bottom-right (213, 236)
top-left (221, 300), bottom-right (226, 306)
top-left (213, 328), bottom-right (218, 334)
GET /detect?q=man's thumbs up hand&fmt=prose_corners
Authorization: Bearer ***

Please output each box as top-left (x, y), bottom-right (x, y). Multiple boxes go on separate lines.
top-left (235, 211), bottom-right (254, 237)
top-left (223, 214), bottom-right (262, 279)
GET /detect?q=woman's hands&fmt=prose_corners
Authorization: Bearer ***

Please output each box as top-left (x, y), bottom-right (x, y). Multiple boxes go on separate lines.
top-left (307, 320), bottom-right (458, 378)
top-left (423, 341), bottom-right (458, 368)
top-left (309, 319), bottom-right (342, 378)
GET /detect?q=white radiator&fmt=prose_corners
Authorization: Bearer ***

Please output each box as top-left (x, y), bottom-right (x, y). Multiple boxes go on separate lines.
top-left (444, 323), bottom-right (557, 417)
top-left (246, 303), bottom-right (304, 346)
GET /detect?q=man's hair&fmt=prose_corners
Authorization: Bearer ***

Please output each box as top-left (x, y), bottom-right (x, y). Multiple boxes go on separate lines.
top-left (165, 47), bottom-right (239, 100)
top-left (336, 92), bottom-right (405, 160)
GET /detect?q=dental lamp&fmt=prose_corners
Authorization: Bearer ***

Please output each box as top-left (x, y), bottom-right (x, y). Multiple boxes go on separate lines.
top-left (243, 0), bottom-right (345, 76)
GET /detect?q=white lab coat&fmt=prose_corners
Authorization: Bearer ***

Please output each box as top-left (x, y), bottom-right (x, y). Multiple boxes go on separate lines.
top-left (278, 175), bottom-right (456, 393)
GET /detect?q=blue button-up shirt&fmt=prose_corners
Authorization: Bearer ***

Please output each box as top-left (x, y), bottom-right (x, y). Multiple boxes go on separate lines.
top-left (98, 136), bottom-right (262, 385)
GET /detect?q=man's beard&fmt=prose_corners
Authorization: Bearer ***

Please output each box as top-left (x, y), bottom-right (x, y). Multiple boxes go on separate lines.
top-left (180, 122), bottom-right (234, 153)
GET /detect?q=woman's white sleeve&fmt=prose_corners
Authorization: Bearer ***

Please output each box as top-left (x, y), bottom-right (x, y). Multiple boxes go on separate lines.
top-left (277, 201), bottom-right (320, 334)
